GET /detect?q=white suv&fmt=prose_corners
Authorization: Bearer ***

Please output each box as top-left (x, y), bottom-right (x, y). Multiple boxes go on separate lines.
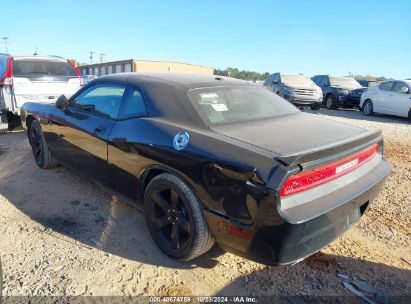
top-left (0, 54), bottom-right (83, 133)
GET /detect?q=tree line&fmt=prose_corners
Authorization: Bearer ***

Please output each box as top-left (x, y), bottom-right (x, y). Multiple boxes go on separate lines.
top-left (214, 68), bottom-right (270, 81)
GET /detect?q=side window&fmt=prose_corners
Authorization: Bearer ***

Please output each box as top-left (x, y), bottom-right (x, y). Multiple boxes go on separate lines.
top-left (311, 76), bottom-right (319, 85)
top-left (392, 81), bottom-right (408, 93)
top-left (118, 89), bottom-right (147, 119)
top-left (264, 75), bottom-right (273, 85)
top-left (70, 84), bottom-right (125, 119)
top-left (320, 76), bottom-right (329, 86)
top-left (379, 82), bottom-right (393, 91)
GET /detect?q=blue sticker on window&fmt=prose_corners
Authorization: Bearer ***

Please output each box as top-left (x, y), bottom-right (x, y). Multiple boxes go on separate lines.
top-left (173, 131), bottom-right (190, 150)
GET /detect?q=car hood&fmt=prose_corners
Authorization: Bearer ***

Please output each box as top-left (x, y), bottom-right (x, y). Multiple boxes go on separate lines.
top-left (211, 112), bottom-right (375, 163)
top-left (285, 83), bottom-right (318, 90)
top-left (350, 87), bottom-right (368, 93)
top-left (331, 86), bottom-right (365, 92)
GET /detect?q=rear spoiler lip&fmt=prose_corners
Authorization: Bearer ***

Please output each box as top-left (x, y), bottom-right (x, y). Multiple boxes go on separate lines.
top-left (275, 129), bottom-right (383, 167)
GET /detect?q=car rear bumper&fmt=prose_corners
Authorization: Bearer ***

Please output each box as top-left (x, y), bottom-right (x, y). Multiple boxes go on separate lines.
top-left (204, 158), bottom-right (391, 266)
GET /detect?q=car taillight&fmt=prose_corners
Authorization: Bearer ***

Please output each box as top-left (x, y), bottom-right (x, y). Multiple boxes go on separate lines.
top-left (67, 60), bottom-right (84, 86)
top-left (280, 144), bottom-right (379, 197)
top-left (0, 56), bottom-right (13, 86)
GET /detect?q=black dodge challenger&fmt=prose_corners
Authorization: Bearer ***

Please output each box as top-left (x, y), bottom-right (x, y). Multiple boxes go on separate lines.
top-left (20, 73), bottom-right (391, 265)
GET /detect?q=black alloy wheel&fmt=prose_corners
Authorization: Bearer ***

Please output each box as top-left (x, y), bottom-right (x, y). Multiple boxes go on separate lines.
top-left (326, 95), bottom-right (338, 109)
top-left (311, 103), bottom-right (321, 110)
top-left (150, 188), bottom-right (191, 251)
top-left (29, 120), bottom-right (59, 169)
top-left (30, 122), bottom-right (45, 167)
top-left (144, 173), bottom-right (214, 261)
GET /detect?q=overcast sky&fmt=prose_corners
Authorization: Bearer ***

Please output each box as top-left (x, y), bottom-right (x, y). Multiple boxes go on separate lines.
top-left (1, 0), bottom-right (410, 79)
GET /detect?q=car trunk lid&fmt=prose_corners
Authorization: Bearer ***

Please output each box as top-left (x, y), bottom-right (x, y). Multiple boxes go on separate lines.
top-left (211, 112), bottom-right (381, 166)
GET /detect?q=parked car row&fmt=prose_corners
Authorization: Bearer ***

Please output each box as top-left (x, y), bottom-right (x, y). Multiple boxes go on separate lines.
top-left (0, 54), bottom-right (83, 133)
top-left (263, 72), bottom-right (411, 121)
top-left (263, 73), bottom-right (369, 111)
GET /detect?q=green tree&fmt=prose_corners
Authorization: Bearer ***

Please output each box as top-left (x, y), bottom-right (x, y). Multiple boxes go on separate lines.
top-left (214, 67), bottom-right (270, 81)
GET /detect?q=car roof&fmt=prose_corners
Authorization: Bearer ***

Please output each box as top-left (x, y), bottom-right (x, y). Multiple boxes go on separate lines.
top-left (280, 73), bottom-right (308, 77)
top-left (96, 72), bottom-right (250, 88)
top-left (0, 54), bottom-right (67, 62)
top-left (90, 72), bottom-right (258, 129)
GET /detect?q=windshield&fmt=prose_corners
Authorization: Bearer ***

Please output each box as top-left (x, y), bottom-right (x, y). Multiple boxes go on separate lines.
top-left (281, 75), bottom-right (315, 87)
top-left (13, 60), bottom-right (77, 77)
top-left (188, 86), bottom-right (299, 125)
top-left (329, 77), bottom-right (361, 89)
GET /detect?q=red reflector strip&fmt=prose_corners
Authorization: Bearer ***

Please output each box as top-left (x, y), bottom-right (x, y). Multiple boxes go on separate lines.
top-left (0, 57), bottom-right (13, 85)
top-left (280, 144), bottom-right (379, 197)
top-left (226, 225), bottom-right (252, 240)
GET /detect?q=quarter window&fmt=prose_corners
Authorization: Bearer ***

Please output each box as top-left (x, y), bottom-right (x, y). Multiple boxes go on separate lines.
top-left (118, 89), bottom-right (147, 119)
top-left (320, 77), bottom-right (329, 86)
top-left (70, 84), bottom-right (125, 119)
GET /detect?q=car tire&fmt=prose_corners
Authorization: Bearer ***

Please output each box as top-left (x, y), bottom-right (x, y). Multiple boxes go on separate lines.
top-left (144, 173), bottom-right (215, 261)
top-left (0, 112), bottom-right (8, 135)
top-left (29, 120), bottom-right (60, 169)
top-left (362, 100), bottom-right (374, 116)
top-left (325, 95), bottom-right (338, 110)
top-left (311, 104), bottom-right (321, 110)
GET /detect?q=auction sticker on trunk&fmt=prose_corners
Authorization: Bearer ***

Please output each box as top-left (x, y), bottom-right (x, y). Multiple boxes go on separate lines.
top-left (336, 158), bottom-right (359, 174)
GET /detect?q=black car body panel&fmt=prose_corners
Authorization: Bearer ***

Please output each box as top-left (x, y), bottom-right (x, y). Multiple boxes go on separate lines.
top-left (20, 73), bottom-right (391, 265)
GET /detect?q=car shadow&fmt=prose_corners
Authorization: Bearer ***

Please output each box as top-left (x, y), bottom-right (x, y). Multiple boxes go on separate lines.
top-left (0, 132), bottom-right (223, 270)
top-left (213, 253), bottom-right (411, 300)
top-left (305, 107), bottom-right (410, 126)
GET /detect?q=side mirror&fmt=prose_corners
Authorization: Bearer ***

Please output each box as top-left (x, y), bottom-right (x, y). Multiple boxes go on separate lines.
top-left (56, 95), bottom-right (68, 109)
top-left (400, 86), bottom-right (409, 94)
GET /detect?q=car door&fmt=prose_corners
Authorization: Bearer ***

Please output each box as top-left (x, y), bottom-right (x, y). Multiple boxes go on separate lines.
top-left (107, 86), bottom-right (149, 202)
top-left (390, 81), bottom-right (411, 116)
top-left (48, 83), bottom-right (126, 186)
top-left (374, 81), bottom-right (394, 114)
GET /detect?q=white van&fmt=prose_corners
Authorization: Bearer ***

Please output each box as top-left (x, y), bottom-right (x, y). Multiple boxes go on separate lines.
top-left (0, 54), bottom-right (83, 133)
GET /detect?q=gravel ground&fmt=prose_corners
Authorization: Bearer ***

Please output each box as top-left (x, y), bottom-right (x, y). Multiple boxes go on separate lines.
top-left (0, 108), bottom-right (410, 300)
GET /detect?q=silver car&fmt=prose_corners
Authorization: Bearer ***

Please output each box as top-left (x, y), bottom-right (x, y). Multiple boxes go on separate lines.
top-left (264, 73), bottom-right (323, 110)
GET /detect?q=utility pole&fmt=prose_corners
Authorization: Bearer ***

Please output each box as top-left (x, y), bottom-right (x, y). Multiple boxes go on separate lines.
top-left (89, 51), bottom-right (95, 64)
top-left (99, 53), bottom-right (106, 63)
top-left (2, 37), bottom-right (9, 53)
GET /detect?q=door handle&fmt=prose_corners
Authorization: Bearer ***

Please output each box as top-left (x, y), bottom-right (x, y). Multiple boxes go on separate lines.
top-left (94, 127), bottom-right (106, 134)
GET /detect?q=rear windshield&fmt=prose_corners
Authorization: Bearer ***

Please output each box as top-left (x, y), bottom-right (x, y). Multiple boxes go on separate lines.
top-left (13, 60), bottom-right (77, 77)
top-left (187, 86), bottom-right (299, 125)
top-left (281, 75), bottom-right (315, 87)
top-left (329, 77), bottom-right (361, 89)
